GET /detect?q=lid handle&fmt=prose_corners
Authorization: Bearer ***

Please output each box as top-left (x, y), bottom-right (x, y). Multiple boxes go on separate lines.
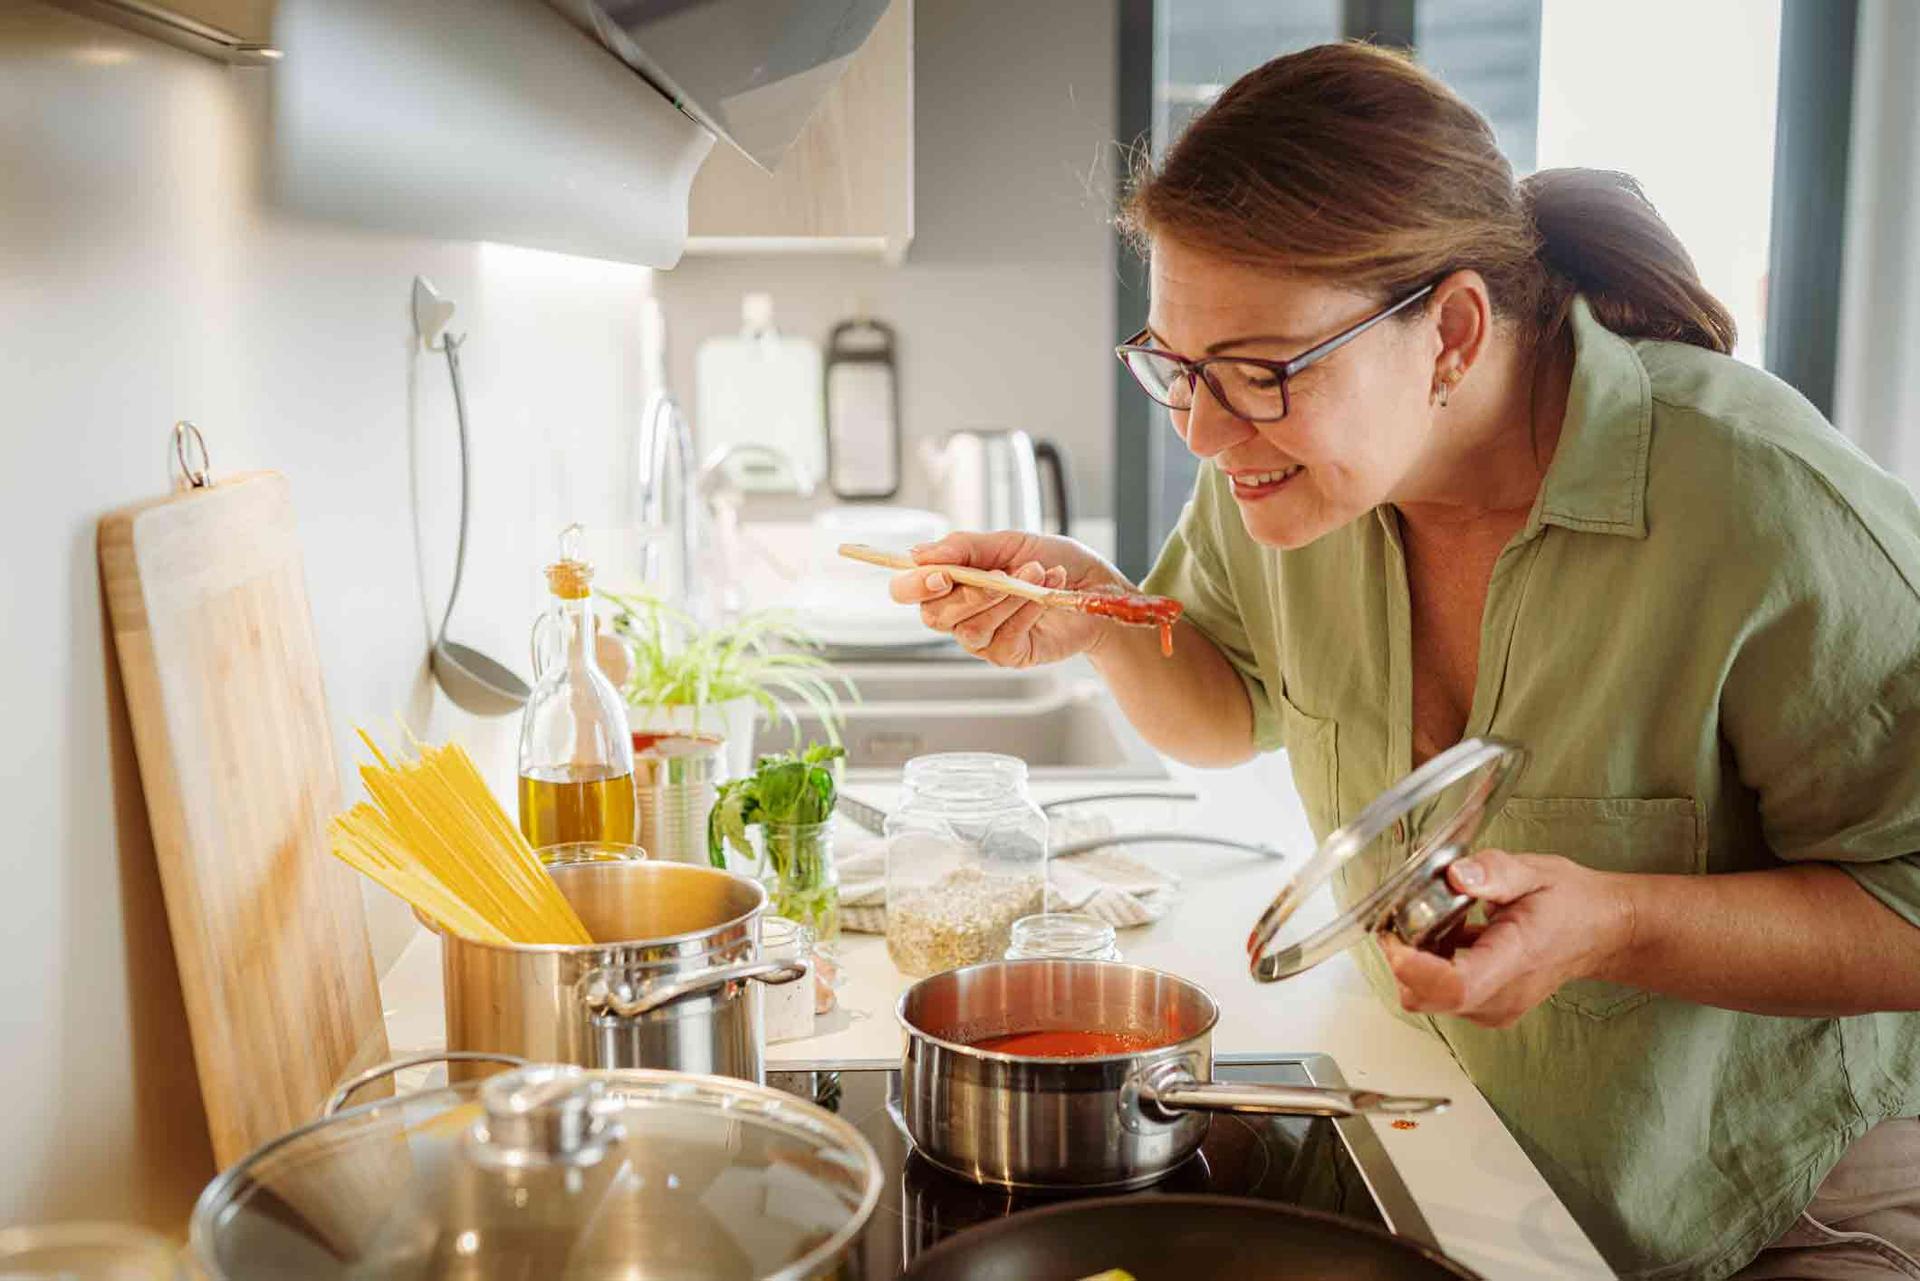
top-left (470, 1065), bottom-right (625, 1169)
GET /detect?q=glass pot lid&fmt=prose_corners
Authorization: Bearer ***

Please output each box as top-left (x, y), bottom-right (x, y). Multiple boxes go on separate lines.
top-left (190, 1065), bottom-right (883, 1281)
top-left (1247, 737), bottom-right (1529, 983)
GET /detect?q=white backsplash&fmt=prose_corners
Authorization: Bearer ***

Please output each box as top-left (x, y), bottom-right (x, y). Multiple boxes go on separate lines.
top-left (1, 7), bottom-right (654, 1232)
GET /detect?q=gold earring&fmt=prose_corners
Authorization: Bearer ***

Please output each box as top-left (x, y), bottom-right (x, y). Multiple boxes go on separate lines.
top-left (1436, 379), bottom-right (1451, 408)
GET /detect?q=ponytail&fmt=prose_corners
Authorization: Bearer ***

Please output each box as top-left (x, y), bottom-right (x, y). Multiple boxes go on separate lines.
top-left (1521, 169), bottom-right (1736, 354)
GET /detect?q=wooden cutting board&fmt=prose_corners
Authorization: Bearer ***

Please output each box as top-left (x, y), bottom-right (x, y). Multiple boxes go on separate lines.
top-left (99, 470), bottom-right (389, 1167)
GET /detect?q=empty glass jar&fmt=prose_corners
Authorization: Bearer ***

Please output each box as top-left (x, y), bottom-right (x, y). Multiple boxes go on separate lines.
top-left (884, 753), bottom-right (1048, 977)
top-left (1005, 912), bottom-right (1120, 962)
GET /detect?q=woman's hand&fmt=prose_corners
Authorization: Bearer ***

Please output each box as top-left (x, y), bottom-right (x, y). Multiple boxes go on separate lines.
top-left (887, 531), bottom-right (1129, 668)
top-left (1378, 849), bottom-right (1636, 1029)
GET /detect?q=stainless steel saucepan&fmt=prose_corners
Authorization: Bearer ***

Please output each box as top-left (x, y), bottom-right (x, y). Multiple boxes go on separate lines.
top-left (424, 858), bottom-right (804, 1084)
top-left (897, 959), bottom-right (1448, 1190)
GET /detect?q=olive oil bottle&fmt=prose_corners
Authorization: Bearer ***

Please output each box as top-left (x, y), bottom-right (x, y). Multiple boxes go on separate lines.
top-left (517, 528), bottom-right (637, 852)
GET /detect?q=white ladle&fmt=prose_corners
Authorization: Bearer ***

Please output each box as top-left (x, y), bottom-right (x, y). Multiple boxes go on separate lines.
top-left (414, 276), bottom-right (531, 717)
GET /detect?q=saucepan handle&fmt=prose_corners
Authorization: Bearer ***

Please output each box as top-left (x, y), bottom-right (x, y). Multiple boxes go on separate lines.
top-left (586, 960), bottom-right (807, 1020)
top-left (1139, 1062), bottom-right (1448, 1122)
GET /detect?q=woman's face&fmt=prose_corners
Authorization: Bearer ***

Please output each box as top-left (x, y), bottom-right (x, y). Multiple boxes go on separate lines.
top-left (1146, 236), bottom-right (1444, 549)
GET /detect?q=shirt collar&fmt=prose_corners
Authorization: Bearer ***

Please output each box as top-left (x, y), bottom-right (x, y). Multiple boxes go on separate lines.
top-left (1525, 295), bottom-right (1653, 540)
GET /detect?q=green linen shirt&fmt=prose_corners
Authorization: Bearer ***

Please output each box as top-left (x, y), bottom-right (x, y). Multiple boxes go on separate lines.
top-left (1142, 298), bottom-right (1920, 1279)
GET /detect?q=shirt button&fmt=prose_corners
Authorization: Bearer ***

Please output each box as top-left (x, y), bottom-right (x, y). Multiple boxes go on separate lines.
top-left (1391, 817), bottom-right (1408, 845)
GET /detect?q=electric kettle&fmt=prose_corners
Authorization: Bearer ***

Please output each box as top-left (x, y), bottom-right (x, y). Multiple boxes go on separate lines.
top-left (920, 429), bottom-right (1072, 535)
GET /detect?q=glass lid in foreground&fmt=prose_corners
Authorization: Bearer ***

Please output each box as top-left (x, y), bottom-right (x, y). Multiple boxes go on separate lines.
top-left (1248, 737), bottom-right (1528, 983)
top-left (191, 1065), bottom-right (882, 1281)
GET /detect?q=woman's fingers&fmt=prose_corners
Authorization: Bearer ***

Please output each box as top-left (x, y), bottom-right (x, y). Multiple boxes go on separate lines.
top-left (889, 567), bottom-right (952, 605)
top-left (1378, 934), bottom-right (1467, 1013)
top-left (1446, 848), bottom-right (1547, 906)
top-left (980, 566), bottom-right (1069, 664)
top-left (1381, 917), bottom-right (1545, 1028)
top-left (952, 562), bottom-right (1047, 650)
top-left (910, 530), bottom-right (1044, 571)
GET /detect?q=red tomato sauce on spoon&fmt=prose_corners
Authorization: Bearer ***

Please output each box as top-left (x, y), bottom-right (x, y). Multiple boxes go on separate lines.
top-left (1073, 589), bottom-right (1185, 657)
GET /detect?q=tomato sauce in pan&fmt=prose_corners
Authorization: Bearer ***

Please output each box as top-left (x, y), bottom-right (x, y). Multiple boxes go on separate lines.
top-left (1073, 589), bottom-right (1185, 657)
top-left (966, 1029), bottom-right (1171, 1057)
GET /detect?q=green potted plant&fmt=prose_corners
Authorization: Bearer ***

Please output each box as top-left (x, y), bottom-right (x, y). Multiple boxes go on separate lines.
top-left (708, 743), bottom-right (844, 955)
top-left (600, 588), bottom-right (849, 778)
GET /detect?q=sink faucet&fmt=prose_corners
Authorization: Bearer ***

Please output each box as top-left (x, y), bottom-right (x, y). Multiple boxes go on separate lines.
top-left (698, 442), bottom-right (816, 618)
top-left (634, 299), bottom-right (699, 613)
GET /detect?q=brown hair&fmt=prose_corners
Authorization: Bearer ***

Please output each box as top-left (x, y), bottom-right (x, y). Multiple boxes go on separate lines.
top-left (1121, 42), bottom-right (1735, 355)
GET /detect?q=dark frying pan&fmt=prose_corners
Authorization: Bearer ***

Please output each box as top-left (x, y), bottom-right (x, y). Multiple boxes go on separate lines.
top-left (899, 1194), bottom-right (1483, 1281)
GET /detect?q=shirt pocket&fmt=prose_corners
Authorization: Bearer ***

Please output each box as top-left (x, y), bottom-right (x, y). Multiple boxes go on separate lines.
top-left (1477, 796), bottom-right (1704, 1020)
top-left (1277, 691), bottom-right (1340, 841)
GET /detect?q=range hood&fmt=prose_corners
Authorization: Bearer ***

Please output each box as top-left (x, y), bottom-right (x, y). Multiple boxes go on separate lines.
top-left (64, 0), bottom-right (889, 264)
top-left (545, 0), bottom-right (890, 172)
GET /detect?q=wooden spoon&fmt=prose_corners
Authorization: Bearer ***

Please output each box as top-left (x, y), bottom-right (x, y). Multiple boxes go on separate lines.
top-left (836, 543), bottom-right (1185, 656)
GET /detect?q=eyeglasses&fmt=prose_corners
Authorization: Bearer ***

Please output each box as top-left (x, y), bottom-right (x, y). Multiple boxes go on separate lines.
top-left (1115, 283), bottom-right (1436, 423)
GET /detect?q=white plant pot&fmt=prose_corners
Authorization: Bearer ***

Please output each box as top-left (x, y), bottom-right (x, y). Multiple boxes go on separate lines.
top-left (629, 696), bottom-right (761, 780)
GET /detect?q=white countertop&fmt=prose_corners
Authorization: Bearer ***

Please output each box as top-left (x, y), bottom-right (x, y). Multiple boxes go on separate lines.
top-left (380, 752), bottom-right (1612, 1279)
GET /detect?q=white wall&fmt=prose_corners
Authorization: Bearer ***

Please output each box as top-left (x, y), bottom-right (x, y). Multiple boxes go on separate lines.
top-left (653, 0), bottom-right (1120, 520)
top-left (0, 6), bottom-right (653, 1230)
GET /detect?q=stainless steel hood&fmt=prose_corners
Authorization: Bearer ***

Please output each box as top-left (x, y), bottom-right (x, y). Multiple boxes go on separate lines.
top-left (545, 0), bottom-right (890, 171)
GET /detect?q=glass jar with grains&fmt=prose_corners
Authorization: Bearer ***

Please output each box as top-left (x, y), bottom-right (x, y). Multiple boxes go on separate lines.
top-left (884, 753), bottom-right (1049, 976)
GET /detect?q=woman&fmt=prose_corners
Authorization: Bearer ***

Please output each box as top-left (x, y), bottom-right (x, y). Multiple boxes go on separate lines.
top-left (890, 43), bottom-right (1920, 1281)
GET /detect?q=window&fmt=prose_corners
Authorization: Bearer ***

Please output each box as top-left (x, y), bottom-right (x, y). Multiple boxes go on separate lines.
top-left (1116, 1), bottom-right (1806, 576)
top-left (1534, 0), bottom-right (1783, 365)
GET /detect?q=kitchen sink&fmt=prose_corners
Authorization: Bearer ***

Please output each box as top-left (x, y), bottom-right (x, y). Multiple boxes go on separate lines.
top-left (755, 658), bottom-right (1166, 780)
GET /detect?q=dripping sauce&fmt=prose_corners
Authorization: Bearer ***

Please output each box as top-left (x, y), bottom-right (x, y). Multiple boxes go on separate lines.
top-left (967, 1029), bottom-right (1172, 1058)
top-left (1074, 590), bottom-right (1185, 658)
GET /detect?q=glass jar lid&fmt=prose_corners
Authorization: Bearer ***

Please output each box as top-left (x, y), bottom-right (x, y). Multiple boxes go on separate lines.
top-left (1247, 737), bottom-right (1528, 983)
top-left (191, 1064), bottom-right (882, 1281)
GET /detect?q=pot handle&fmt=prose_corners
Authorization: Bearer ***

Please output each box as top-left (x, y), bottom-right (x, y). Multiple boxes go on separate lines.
top-left (322, 1050), bottom-right (531, 1118)
top-left (586, 960), bottom-right (807, 1020)
top-left (1139, 1062), bottom-right (1448, 1122)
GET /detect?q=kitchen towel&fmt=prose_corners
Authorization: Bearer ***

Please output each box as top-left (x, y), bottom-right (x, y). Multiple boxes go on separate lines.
top-left (835, 812), bottom-right (1180, 933)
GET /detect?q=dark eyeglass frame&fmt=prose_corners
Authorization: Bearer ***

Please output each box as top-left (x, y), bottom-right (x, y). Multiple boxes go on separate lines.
top-left (1115, 282), bottom-right (1437, 422)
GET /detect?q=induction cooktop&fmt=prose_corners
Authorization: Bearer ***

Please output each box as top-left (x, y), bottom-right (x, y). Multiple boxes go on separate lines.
top-left (767, 1053), bottom-right (1436, 1278)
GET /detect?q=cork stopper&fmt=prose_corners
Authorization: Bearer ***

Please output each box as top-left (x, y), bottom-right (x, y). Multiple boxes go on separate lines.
top-left (545, 522), bottom-right (592, 599)
top-left (545, 558), bottom-right (592, 600)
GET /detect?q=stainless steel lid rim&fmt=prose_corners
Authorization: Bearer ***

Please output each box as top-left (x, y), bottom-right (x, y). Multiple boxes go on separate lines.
top-left (191, 1066), bottom-right (886, 1281)
top-left (1248, 736), bottom-right (1529, 983)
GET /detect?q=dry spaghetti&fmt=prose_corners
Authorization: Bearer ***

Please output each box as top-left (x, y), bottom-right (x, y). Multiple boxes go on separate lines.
top-left (329, 732), bottom-right (592, 945)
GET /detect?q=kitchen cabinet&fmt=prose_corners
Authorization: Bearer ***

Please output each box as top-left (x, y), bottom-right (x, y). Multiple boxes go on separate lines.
top-left (683, 0), bottom-right (914, 264)
top-left (56, 0), bottom-right (277, 59)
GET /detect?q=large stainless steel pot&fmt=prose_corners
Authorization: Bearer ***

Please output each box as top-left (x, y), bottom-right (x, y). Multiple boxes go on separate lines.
top-left (426, 859), bottom-right (804, 1084)
top-left (189, 1060), bottom-right (883, 1281)
top-left (898, 960), bottom-right (1449, 1190)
